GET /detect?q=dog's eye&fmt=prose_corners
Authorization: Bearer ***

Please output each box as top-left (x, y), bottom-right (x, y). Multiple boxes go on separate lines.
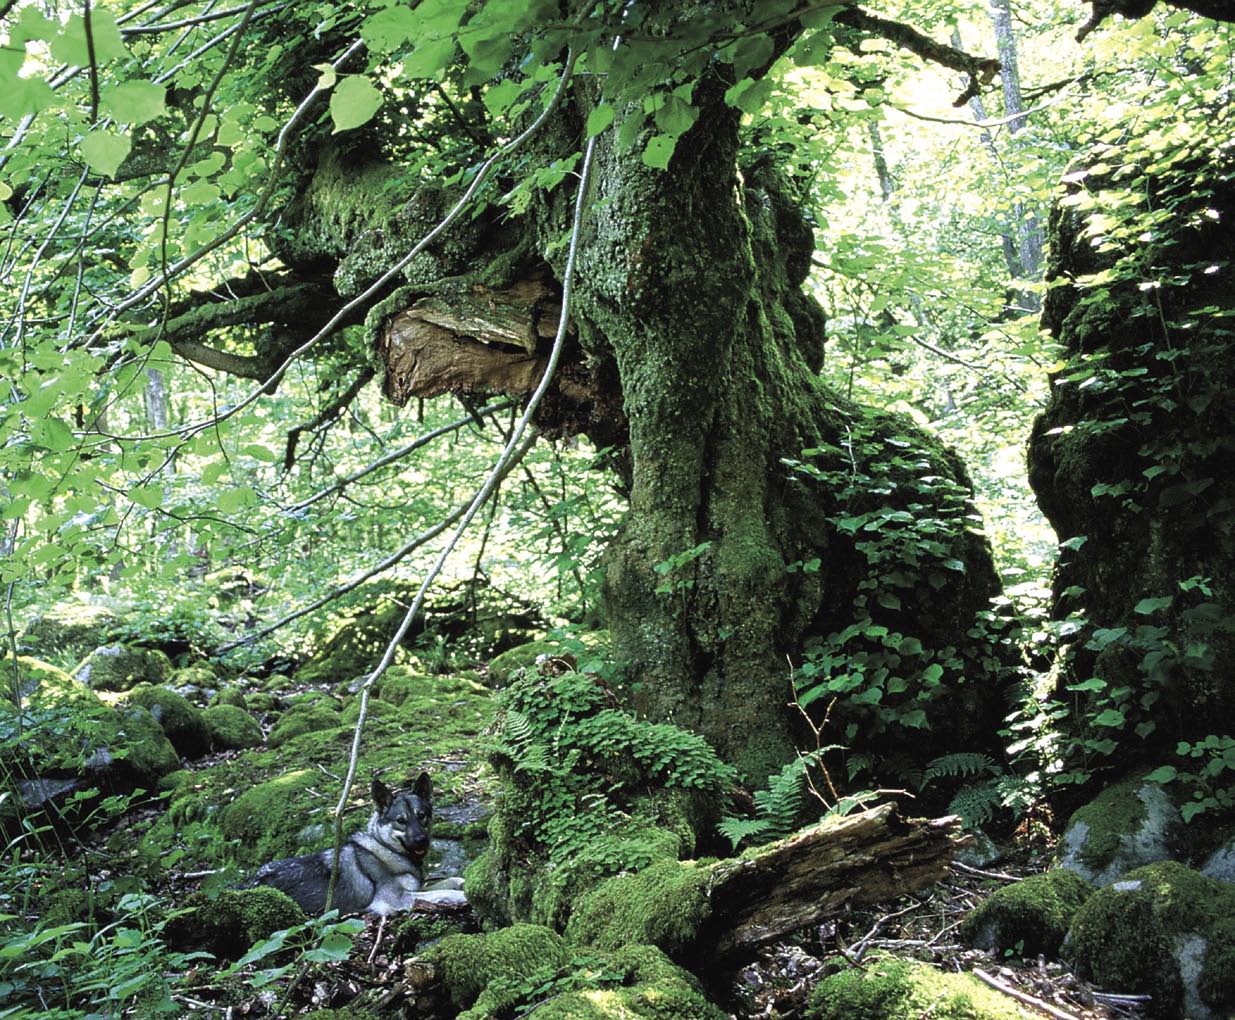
top-left (417, 811), bottom-right (429, 822)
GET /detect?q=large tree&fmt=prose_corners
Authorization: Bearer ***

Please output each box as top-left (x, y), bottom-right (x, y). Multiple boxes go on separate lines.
top-left (2, 2), bottom-right (1044, 784)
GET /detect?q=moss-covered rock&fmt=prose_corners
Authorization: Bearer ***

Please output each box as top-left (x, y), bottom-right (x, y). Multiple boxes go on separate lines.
top-left (210, 686), bottom-right (248, 710)
top-left (169, 886), bottom-right (306, 958)
top-left (1066, 861), bottom-right (1235, 1020)
top-left (73, 643), bottom-right (171, 692)
top-left (20, 600), bottom-right (121, 664)
top-left (1058, 776), bottom-right (1182, 886)
top-left (807, 956), bottom-right (1035, 1020)
top-left (341, 696), bottom-right (397, 725)
top-left (485, 637), bottom-right (611, 687)
top-left (110, 706), bottom-right (181, 785)
top-left (423, 926), bottom-right (722, 1020)
top-left (266, 704), bottom-right (341, 748)
top-left (564, 860), bottom-right (710, 957)
top-left (121, 684), bottom-right (211, 758)
top-left (219, 768), bottom-right (334, 866)
top-left (169, 663), bottom-right (219, 691)
top-left (203, 704), bottom-right (264, 750)
top-left (961, 869), bottom-right (1094, 957)
top-left (370, 666), bottom-right (436, 706)
top-left (1, 657), bottom-right (178, 790)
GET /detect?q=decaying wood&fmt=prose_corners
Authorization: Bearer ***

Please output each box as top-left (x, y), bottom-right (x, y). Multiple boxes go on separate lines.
top-left (695, 804), bottom-right (965, 960)
top-left (379, 278), bottom-right (580, 405)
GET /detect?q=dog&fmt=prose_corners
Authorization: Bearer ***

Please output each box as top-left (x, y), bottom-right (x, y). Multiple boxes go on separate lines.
top-left (250, 772), bottom-right (465, 915)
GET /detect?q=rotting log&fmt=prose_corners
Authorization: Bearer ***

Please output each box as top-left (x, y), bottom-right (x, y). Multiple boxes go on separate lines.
top-left (695, 803), bottom-right (964, 960)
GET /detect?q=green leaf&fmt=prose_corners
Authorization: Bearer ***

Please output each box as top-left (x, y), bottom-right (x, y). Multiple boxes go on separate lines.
top-left (81, 131), bottom-right (131, 179)
top-left (102, 81), bottom-right (167, 126)
top-left (1134, 596), bottom-right (1173, 615)
top-left (330, 76), bottom-right (383, 133)
top-left (653, 95), bottom-right (698, 138)
top-left (51, 11), bottom-right (127, 67)
top-left (0, 74), bottom-right (55, 119)
top-left (586, 105), bottom-right (615, 138)
top-left (1093, 708), bottom-right (1125, 727)
top-left (361, 7), bottom-right (417, 54)
top-left (405, 36), bottom-right (457, 78)
top-left (642, 135), bottom-right (677, 170)
top-left (130, 486), bottom-right (163, 510)
top-left (1144, 765), bottom-right (1177, 783)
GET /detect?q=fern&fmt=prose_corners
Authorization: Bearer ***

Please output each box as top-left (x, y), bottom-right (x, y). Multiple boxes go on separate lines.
top-left (947, 780), bottom-right (1003, 827)
top-left (720, 758), bottom-right (811, 849)
top-left (923, 753), bottom-right (997, 784)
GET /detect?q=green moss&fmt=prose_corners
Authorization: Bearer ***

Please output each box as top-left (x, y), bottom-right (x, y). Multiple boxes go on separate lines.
top-left (170, 887), bottom-right (306, 958)
top-left (486, 639), bottom-right (560, 685)
top-left (1066, 861), bottom-right (1235, 1019)
top-left (113, 706), bottom-right (181, 784)
top-left (1058, 776), bottom-right (1180, 885)
top-left (427, 924), bottom-right (571, 1010)
top-left (389, 912), bottom-right (470, 957)
top-left (370, 666), bottom-right (436, 706)
top-left (122, 684), bottom-right (211, 758)
top-left (267, 704), bottom-right (341, 748)
top-left (203, 704), bottom-right (264, 750)
top-left (210, 687), bottom-right (248, 710)
top-left (341, 696), bottom-right (397, 725)
top-left (565, 860), bottom-right (710, 956)
top-left (170, 663), bottom-right (219, 688)
top-left (73, 643), bottom-right (171, 692)
top-left (807, 956), bottom-right (1035, 1020)
top-left (960, 869), bottom-right (1094, 957)
top-left (220, 769), bottom-right (330, 865)
top-left (19, 600), bottom-right (121, 664)
top-left (425, 930), bottom-right (722, 1020)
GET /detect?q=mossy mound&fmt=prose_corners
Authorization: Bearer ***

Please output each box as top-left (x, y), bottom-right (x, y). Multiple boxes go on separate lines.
top-left (1057, 776), bottom-right (1182, 886)
top-left (369, 666), bottom-right (437, 705)
top-left (1066, 861), bottom-right (1235, 1019)
top-left (73, 643), bottom-right (171, 692)
top-left (564, 859), bottom-right (710, 957)
top-left (210, 687), bottom-right (248, 710)
top-left (108, 706), bottom-right (182, 786)
top-left (203, 704), bottom-right (264, 750)
top-left (169, 886), bottom-right (305, 958)
top-left (19, 600), bottom-right (121, 664)
top-left (341, 696), bottom-right (398, 725)
top-left (293, 584), bottom-right (423, 686)
top-left (122, 684), bottom-right (211, 758)
top-left (169, 663), bottom-right (219, 690)
top-left (961, 869), bottom-right (1094, 957)
top-left (219, 769), bottom-right (330, 866)
top-left (267, 704), bottom-right (342, 748)
top-left (807, 956), bottom-right (1036, 1020)
top-left (485, 634), bottom-right (608, 686)
top-left (424, 926), bottom-right (722, 1020)
top-left (0, 657), bottom-right (180, 790)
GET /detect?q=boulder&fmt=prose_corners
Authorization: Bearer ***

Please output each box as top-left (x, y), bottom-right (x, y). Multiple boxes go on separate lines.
top-left (961, 869), bottom-right (1094, 957)
top-left (73, 643), bottom-right (171, 692)
top-left (1057, 776), bottom-right (1182, 885)
top-left (1066, 861), bottom-right (1235, 1020)
top-left (202, 704), bottom-right (263, 750)
top-left (122, 684), bottom-right (211, 758)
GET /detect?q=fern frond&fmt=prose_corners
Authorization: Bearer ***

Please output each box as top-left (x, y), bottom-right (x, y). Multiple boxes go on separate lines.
top-left (924, 753), bottom-right (996, 783)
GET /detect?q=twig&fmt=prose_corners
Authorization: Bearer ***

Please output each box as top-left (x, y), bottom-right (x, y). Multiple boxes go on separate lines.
top-left (972, 968), bottom-right (1082, 1020)
top-left (952, 860), bottom-right (1022, 883)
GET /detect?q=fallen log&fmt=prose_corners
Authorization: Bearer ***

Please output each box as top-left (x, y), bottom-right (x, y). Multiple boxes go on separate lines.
top-left (696, 803), bottom-right (965, 959)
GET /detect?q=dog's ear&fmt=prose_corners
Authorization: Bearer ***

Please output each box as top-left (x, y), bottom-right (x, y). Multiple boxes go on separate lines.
top-left (413, 771), bottom-right (432, 800)
top-left (371, 777), bottom-right (393, 812)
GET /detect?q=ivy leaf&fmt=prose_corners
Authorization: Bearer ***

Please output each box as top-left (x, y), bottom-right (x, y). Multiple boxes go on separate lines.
top-left (102, 81), bottom-right (167, 126)
top-left (81, 130), bottom-right (132, 179)
top-left (642, 135), bottom-right (677, 170)
top-left (586, 105), bottom-right (615, 138)
top-left (51, 11), bottom-right (127, 67)
top-left (330, 76), bottom-right (384, 133)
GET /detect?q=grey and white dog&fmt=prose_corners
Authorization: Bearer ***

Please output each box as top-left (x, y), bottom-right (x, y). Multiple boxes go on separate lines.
top-left (251, 773), bottom-right (464, 915)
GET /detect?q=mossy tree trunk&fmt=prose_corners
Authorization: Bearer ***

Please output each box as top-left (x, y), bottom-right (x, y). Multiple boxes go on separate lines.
top-left (554, 93), bottom-right (1006, 782)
